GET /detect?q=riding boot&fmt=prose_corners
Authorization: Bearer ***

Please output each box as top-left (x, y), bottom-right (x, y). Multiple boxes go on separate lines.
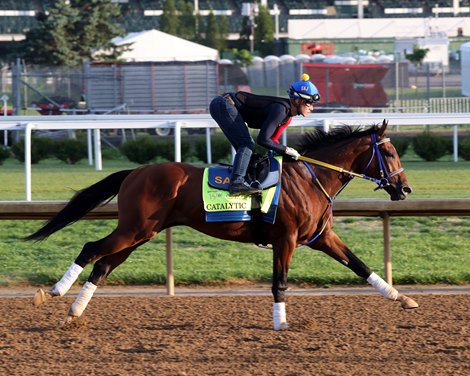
top-left (229, 176), bottom-right (262, 196)
top-left (229, 146), bottom-right (262, 196)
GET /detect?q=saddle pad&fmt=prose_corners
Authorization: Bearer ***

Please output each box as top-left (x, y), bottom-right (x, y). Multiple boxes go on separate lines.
top-left (203, 168), bottom-right (252, 212)
top-left (202, 169), bottom-right (281, 223)
top-left (207, 165), bottom-right (232, 190)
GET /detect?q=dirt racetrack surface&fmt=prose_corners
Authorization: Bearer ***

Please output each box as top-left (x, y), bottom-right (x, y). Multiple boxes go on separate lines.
top-left (0, 293), bottom-right (469, 376)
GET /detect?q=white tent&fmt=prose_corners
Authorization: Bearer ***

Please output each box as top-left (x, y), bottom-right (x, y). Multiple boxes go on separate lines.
top-left (112, 29), bottom-right (219, 62)
top-left (461, 41), bottom-right (470, 97)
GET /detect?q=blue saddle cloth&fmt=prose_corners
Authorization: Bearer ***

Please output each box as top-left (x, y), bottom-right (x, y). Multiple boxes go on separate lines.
top-left (203, 154), bottom-right (282, 224)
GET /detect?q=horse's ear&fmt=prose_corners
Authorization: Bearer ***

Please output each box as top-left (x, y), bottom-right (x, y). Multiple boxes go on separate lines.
top-left (377, 119), bottom-right (388, 136)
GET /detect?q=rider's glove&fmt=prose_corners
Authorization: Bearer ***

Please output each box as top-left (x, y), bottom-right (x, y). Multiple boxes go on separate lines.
top-left (285, 147), bottom-right (300, 160)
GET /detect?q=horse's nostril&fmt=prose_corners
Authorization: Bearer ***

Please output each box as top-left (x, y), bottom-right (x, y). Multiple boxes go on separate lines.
top-left (402, 186), bottom-right (412, 194)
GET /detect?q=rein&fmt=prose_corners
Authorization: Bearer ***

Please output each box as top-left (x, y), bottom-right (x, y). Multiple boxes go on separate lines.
top-left (298, 132), bottom-right (403, 245)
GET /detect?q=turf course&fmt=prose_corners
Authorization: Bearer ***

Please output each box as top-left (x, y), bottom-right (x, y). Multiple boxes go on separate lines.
top-left (1, 151), bottom-right (469, 287)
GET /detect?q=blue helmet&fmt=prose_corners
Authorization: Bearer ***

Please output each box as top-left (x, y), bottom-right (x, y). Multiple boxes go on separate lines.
top-left (288, 73), bottom-right (320, 103)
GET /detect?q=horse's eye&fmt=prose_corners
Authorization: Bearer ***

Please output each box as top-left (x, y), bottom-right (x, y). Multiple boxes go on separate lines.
top-left (383, 150), bottom-right (394, 158)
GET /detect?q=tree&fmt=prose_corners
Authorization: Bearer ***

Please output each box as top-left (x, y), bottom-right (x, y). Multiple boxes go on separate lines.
top-left (406, 45), bottom-right (430, 92)
top-left (178, 0), bottom-right (196, 41)
top-left (231, 48), bottom-right (253, 67)
top-left (72, 0), bottom-right (126, 62)
top-left (203, 10), bottom-right (219, 50)
top-left (406, 45), bottom-right (429, 69)
top-left (17, 0), bottom-right (126, 67)
top-left (201, 11), bottom-right (229, 52)
top-left (254, 5), bottom-right (274, 56)
top-left (218, 16), bottom-right (229, 52)
top-left (160, 0), bottom-right (179, 36)
top-left (237, 16), bottom-right (251, 51)
top-left (18, 1), bottom-right (80, 66)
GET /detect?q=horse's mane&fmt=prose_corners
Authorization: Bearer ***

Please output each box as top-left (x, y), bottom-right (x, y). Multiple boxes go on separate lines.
top-left (297, 125), bottom-right (379, 153)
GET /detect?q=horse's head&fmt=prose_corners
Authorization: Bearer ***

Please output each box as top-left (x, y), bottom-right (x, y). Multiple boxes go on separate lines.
top-left (358, 120), bottom-right (412, 201)
top-left (297, 121), bottom-right (412, 201)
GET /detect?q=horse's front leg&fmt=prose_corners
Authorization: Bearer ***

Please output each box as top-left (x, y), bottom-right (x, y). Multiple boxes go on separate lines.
top-left (313, 230), bottom-right (418, 309)
top-left (271, 236), bottom-right (297, 331)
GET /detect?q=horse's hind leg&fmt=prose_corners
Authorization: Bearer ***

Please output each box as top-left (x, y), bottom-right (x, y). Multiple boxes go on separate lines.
top-left (33, 237), bottom-right (115, 306)
top-left (65, 244), bottom-right (143, 323)
top-left (313, 230), bottom-right (418, 309)
top-left (34, 227), bottom-right (154, 306)
top-left (33, 261), bottom-right (86, 306)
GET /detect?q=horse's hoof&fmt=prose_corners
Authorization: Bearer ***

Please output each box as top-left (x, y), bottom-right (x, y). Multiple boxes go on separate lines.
top-left (274, 322), bottom-right (289, 331)
top-left (62, 315), bottom-right (78, 327)
top-left (33, 288), bottom-right (52, 306)
top-left (399, 295), bottom-right (419, 309)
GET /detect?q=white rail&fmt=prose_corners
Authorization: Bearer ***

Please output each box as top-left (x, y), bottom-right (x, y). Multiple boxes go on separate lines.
top-left (1, 112), bottom-right (469, 201)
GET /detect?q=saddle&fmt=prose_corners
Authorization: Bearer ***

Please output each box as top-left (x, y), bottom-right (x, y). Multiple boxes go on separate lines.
top-left (202, 153), bottom-right (283, 226)
top-left (207, 152), bottom-right (281, 191)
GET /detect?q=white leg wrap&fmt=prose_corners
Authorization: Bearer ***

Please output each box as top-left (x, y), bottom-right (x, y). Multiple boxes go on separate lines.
top-left (367, 272), bottom-right (399, 301)
top-left (69, 282), bottom-right (97, 317)
top-left (273, 302), bottom-right (288, 331)
top-left (51, 263), bottom-right (83, 296)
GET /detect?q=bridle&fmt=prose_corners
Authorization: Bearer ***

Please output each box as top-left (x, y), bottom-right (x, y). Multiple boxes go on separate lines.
top-left (365, 133), bottom-right (404, 191)
top-left (299, 131), bottom-right (403, 202)
top-left (298, 131), bottom-right (403, 245)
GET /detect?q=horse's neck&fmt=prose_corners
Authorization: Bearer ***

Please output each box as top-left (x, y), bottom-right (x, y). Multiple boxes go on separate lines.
top-left (312, 138), bottom-right (365, 169)
top-left (305, 138), bottom-right (369, 195)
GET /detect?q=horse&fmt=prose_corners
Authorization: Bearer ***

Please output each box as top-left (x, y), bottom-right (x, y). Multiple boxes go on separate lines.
top-left (29, 120), bottom-right (418, 330)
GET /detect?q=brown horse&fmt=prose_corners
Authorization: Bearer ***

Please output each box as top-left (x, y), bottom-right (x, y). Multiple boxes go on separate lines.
top-left (29, 120), bottom-right (417, 330)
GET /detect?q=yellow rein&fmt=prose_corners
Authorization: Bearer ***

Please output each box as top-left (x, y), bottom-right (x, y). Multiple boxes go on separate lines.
top-left (298, 155), bottom-right (368, 180)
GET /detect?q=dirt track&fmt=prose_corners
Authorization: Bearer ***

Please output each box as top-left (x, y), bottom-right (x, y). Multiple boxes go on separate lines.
top-left (0, 293), bottom-right (469, 375)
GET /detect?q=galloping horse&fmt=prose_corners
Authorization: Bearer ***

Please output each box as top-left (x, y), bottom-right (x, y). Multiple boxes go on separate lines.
top-left (29, 120), bottom-right (418, 330)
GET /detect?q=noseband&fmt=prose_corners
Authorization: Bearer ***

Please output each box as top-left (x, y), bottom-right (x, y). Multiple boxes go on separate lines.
top-left (364, 133), bottom-right (404, 191)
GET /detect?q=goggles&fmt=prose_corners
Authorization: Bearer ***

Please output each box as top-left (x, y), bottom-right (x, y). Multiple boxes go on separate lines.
top-left (289, 88), bottom-right (320, 103)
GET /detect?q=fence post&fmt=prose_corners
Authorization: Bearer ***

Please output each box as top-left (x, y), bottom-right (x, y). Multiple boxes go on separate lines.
top-left (382, 212), bottom-right (392, 285)
top-left (12, 58), bottom-right (21, 116)
top-left (24, 123), bottom-right (33, 201)
top-left (453, 125), bottom-right (459, 162)
top-left (87, 129), bottom-right (93, 166)
top-left (174, 121), bottom-right (181, 162)
top-left (205, 126), bottom-right (212, 164)
top-left (166, 228), bottom-right (174, 296)
top-left (93, 129), bottom-right (102, 171)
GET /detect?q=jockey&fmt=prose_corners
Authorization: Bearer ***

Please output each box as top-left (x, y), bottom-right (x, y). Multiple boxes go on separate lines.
top-left (209, 73), bottom-right (320, 196)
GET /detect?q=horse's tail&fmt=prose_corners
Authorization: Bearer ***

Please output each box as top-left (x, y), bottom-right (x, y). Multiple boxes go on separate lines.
top-left (24, 169), bottom-right (134, 241)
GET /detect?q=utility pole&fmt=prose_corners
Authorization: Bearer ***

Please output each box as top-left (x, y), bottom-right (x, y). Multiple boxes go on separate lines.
top-left (358, 0), bottom-right (364, 19)
top-left (242, 3), bottom-right (258, 53)
top-left (249, 4), bottom-right (256, 53)
top-left (194, 0), bottom-right (199, 34)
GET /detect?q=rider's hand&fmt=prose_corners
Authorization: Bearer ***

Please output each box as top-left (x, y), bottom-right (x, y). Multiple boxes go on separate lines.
top-left (285, 147), bottom-right (300, 160)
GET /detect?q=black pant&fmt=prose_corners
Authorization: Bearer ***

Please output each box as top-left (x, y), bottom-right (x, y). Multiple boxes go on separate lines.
top-left (209, 95), bottom-right (255, 179)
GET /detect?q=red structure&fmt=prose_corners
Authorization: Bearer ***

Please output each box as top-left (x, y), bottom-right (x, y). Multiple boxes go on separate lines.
top-left (301, 42), bottom-right (335, 55)
top-left (303, 63), bottom-right (390, 109)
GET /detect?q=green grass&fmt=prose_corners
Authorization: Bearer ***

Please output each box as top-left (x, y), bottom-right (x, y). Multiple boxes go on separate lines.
top-left (0, 149), bottom-right (469, 287)
top-left (1, 158), bottom-right (140, 201)
top-left (385, 86), bottom-right (464, 100)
